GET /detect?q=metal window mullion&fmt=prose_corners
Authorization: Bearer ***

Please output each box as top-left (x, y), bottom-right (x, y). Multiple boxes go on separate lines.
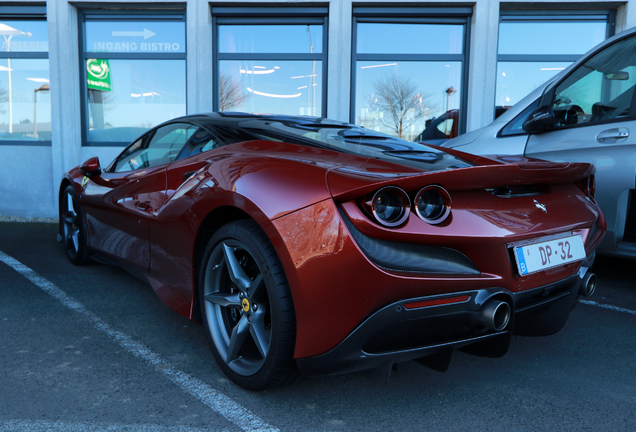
top-left (500, 15), bottom-right (609, 22)
top-left (82, 52), bottom-right (185, 60)
top-left (353, 7), bottom-right (472, 17)
top-left (459, 15), bottom-right (471, 136)
top-left (321, 13), bottom-right (328, 118)
top-left (218, 53), bottom-right (322, 61)
top-left (0, 6), bottom-right (46, 15)
top-left (83, 13), bottom-right (185, 20)
top-left (356, 53), bottom-right (464, 62)
top-left (212, 7), bottom-right (328, 17)
top-left (355, 17), bottom-right (468, 25)
top-left (0, 52), bottom-right (48, 59)
top-left (0, 140), bottom-right (51, 147)
top-left (216, 17), bottom-right (324, 25)
top-left (497, 54), bottom-right (582, 62)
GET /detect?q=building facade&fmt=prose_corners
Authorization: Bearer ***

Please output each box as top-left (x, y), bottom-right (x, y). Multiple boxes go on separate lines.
top-left (1, 0), bottom-right (635, 219)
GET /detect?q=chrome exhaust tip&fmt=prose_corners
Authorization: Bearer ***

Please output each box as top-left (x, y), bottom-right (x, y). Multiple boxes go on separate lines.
top-left (478, 299), bottom-right (511, 332)
top-left (581, 272), bottom-right (597, 297)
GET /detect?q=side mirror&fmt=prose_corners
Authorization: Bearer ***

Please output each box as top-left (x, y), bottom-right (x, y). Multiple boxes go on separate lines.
top-left (522, 106), bottom-right (555, 134)
top-left (79, 156), bottom-right (102, 177)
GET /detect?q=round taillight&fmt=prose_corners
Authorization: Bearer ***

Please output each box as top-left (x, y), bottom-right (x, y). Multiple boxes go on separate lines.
top-left (415, 186), bottom-right (451, 224)
top-left (368, 186), bottom-right (410, 227)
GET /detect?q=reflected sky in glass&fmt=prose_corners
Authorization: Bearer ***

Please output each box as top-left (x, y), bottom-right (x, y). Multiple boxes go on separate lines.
top-left (86, 21), bottom-right (185, 53)
top-left (0, 20), bottom-right (48, 52)
top-left (357, 24), bottom-right (463, 54)
top-left (498, 21), bottom-right (606, 55)
top-left (219, 60), bottom-right (322, 116)
top-left (0, 59), bottom-right (50, 140)
top-left (219, 25), bottom-right (322, 54)
top-left (355, 61), bottom-right (461, 141)
top-left (496, 61), bottom-right (570, 106)
top-left (87, 59), bottom-right (186, 142)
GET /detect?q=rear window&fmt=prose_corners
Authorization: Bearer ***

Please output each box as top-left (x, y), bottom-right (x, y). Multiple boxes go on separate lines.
top-left (238, 118), bottom-right (473, 172)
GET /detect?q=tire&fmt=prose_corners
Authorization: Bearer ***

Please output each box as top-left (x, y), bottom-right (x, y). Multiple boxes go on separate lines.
top-left (59, 185), bottom-right (90, 266)
top-left (199, 220), bottom-right (297, 390)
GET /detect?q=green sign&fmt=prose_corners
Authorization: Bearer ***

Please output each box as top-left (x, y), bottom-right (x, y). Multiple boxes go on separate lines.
top-left (86, 59), bottom-right (112, 91)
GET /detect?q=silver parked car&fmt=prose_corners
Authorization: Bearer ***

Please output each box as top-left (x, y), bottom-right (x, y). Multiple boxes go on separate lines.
top-left (444, 27), bottom-right (636, 258)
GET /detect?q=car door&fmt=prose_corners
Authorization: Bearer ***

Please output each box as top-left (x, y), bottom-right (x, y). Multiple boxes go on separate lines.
top-left (524, 33), bottom-right (636, 253)
top-left (82, 122), bottom-right (197, 270)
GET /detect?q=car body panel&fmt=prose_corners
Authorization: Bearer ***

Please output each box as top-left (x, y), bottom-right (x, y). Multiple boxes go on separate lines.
top-left (59, 112), bottom-right (606, 379)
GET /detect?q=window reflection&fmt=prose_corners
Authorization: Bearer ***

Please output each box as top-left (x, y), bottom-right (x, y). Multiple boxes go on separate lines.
top-left (355, 62), bottom-right (461, 142)
top-left (357, 23), bottom-right (463, 55)
top-left (219, 60), bottom-right (322, 116)
top-left (498, 21), bottom-right (606, 55)
top-left (86, 21), bottom-right (185, 53)
top-left (0, 20), bottom-right (48, 52)
top-left (219, 25), bottom-right (322, 54)
top-left (216, 18), bottom-right (326, 116)
top-left (87, 59), bottom-right (186, 142)
top-left (496, 62), bottom-right (570, 107)
top-left (83, 17), bottom-right (186, 144)
top-left (495, 17), bottom-right (610, 118)
top-left (0, 20), bottom-right (49, 141)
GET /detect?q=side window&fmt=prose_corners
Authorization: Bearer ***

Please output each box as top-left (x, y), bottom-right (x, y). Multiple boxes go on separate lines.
top-left (177, 128), bottom-right (223, 159)
top-left (552, 35), bottom-right (636, 128)
top-left (113, 123), bottom-right (196, 172)
top-left (499, 99), bottom-right (541, 136)
top-left (437, 119), bottom-right (455, 137)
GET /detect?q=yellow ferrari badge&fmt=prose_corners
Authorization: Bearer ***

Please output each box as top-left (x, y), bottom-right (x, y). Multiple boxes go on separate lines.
top-left (241, 298), bottom-right (250, 312)
top-left (81, 176), bottom-right (89, 187)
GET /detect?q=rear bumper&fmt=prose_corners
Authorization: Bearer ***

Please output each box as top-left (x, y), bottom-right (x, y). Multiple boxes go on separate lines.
top-left (297, 267), bottom-right (590, 377)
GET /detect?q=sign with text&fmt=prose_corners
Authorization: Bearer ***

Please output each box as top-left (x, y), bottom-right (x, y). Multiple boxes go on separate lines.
top-left (85, 21), bottom-right (185, 54)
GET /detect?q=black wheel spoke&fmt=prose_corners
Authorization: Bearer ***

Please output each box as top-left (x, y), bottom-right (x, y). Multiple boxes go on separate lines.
top-left (222, 243), bottom-right (252, 292)
top-left (247, 273), bottom-right (264, 299)
top-left (249, 308), bottom-right (269, 358)
top-left (226, 314), bottom-right (250, 364)
top-left (204, 292), bottom-right (240, 307)
top-left (70, 226), bottom-right (80, 252)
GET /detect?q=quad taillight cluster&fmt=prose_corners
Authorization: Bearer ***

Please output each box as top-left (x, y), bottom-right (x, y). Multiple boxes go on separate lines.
top-left (363, 185), bottom-right (452, 227)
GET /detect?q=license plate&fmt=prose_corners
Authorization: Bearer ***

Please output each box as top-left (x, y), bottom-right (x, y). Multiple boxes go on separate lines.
top-left (513, 235), bottom-right (586, 276)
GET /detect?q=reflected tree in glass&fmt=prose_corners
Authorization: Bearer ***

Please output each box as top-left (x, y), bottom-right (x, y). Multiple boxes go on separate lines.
top-left (219, 72), bottom-right (248, 111)
top-left (372, 73), bottom-right (434, 139)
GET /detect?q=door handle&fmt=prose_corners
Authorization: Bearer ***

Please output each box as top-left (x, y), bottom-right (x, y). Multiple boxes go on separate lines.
top-left (596, 127), bottom-right (629, 143)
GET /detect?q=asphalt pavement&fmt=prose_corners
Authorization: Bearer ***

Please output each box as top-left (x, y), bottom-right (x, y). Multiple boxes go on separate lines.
top-left (1, 222), bottom-right (635, 431)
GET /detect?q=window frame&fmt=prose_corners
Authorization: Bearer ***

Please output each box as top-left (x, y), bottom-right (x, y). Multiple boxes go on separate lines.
top-left (350, 7), bottom-right (472, 139)
top-left (211, 6), bottom-right (329, 117)
top-left (0, 5), bottom-right (50, 147)
top-left (78, 9), bottom-right (187, 147)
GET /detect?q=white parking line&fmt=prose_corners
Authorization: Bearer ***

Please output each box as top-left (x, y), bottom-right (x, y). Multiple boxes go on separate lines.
top-left (0, 419), bottom-right (233, 432)
top-left (580, 299), bottom-right (636, 316)
top-left (0, 250), bottom-right (279, 432)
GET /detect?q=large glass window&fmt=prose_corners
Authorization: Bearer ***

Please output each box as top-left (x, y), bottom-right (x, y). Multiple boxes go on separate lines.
top-left (213, 8), bottom-right (327, 117)
top-left (496, 12), bottom-right (613, 117)
top-left (82, 15), bottom-right (186, 145)
top-left (352, 8), bottom-right (470, 143)
top-left (0, 18), bottom-right (50, 142)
